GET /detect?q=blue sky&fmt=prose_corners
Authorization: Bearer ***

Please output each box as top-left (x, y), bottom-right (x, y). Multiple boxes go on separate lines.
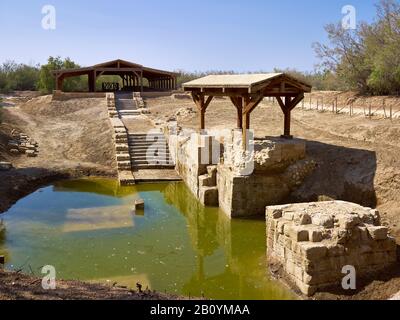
top-left (0, 0), bottom-right (378, 72)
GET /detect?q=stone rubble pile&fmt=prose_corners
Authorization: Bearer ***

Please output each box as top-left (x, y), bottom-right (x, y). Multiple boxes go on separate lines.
top-left (7, 130), bottom-right (39, 157)
top-left (175, 107), bottom-right (196, 119)
top-left (266, 201), bottom-right (397, 296)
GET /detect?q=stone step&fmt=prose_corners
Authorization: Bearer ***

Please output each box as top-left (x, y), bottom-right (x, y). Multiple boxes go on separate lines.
top-left (128, 139), bottom-right (166, 143)
top-left (132, 163), bottom-right (176, 169)
top-left (110, 118), bottom-right (125, 128)
top-left (129, 136), bottom-right (166, 140)
top-left (131, 155), bottom-right (173, 162)
top-left (115, 144), bottom-right (129, 152)
top-left (118, 164), bottom-right (132, 170)
top-left (116, 153), bottom-right (131, 161)
top-left (128, 143), bottom-right (168, 148)
top-left (132, 159), bottom-right (174, 165)
top-left (130, 150), bottom-right (170, 155)
top-left (118, 109), bottom-right (139, 113)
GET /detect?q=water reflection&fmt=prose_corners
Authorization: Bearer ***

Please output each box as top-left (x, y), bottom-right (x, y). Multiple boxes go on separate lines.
top-left (162, 183), bottom-right (292, 299)
top-left (0, 178), bottom-right (294, 300)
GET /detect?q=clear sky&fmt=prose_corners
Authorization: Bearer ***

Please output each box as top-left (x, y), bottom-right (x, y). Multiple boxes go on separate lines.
top-left (0, 0), bottom-right (378, 72)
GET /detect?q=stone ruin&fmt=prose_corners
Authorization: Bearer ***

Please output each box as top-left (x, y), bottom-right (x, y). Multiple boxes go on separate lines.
top-left (164, 127), bottom-right (316, 218)
top-left (7, 130), bottom-right (39, 157)
top-left (266, 201), bottom-right (397, 296)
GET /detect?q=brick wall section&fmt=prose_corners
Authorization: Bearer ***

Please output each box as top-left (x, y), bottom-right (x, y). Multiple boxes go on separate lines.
top-left (266, 201), bottom-right (397, 296)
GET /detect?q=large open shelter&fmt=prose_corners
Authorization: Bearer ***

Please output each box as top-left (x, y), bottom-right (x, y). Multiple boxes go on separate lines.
top-left (53, 59), bottom-right (178, 93)
top-left (183, 73), bottom-right (312, 146)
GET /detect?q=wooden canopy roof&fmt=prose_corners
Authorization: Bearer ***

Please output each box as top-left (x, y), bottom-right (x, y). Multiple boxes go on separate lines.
top-left (183, 73), bottom-right (311, 96)
top-left (53, 59), bottom-right (178, 79)
top-left (53, 59), bottom-right (178, 92)
top-left (183, 73), bottom-right (312, 146)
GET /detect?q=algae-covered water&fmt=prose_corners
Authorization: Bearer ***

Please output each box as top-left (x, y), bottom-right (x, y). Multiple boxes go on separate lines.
top-left (0, 178), bottom-right (294, 300)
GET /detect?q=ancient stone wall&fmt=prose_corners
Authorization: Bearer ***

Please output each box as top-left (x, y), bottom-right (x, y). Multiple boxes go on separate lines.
top-left (217, 133), bottom-right (315, 217)
top-left (163, 126), bottom-right (315, 217)
top-left (266, 201), bottom-right (397, 296)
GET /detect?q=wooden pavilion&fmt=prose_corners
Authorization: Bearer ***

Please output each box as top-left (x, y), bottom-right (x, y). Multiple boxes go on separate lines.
top-left (182, 73), bottom-right (312, 145)
top-left (53, 59), bottom-right (178, 93)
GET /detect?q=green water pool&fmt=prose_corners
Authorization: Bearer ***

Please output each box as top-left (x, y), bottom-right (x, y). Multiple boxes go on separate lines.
top-left (0, 178), bottom-right (294, 300)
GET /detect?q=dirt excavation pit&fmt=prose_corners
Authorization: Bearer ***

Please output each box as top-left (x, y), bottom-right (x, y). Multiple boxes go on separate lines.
top-left (1, 91), bottom-right (400, 300)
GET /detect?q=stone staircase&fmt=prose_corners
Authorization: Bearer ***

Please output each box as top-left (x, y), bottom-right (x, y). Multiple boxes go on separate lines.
top-left (128, 133), bottom-right (175, 170)
top-left (115, 92), bottom-right (140, 118)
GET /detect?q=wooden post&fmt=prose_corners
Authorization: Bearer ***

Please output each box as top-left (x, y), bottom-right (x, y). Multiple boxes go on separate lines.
top-left (369, 102), bottom-right (372, 119)
top-left (140, 70), bottom-right (143, 93)
top-left (277, 93), bottom-right (304, 139)
top-left (230, 97), bottom-right (243, 129)
top-left (56, 75), bottom-right (64, 91)
top-left (284, 96), bottom-right (291, 137)
top-left (191, 93), bottom-right (213, 132)
top-left (241, 94), bottom-right (264, 149)
top-left (88, 70), bottom-right (96, 92)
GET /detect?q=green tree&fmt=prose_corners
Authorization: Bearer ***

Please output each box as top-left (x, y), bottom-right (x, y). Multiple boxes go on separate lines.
top-left (313, 0), bottom-right (400, 95)
top-left (37, 56), bottom-right (87, 93)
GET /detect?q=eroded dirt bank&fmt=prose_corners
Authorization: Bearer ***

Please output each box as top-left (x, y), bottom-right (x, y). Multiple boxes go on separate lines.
top-left (1, 91), bottom-right (400, 300)
top-left (0, 95), bottom-right (117, 213)
top-left (0, 269), bottom-right (182, 300)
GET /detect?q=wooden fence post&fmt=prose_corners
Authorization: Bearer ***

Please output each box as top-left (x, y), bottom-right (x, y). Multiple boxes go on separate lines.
top-left (369, 102), bottom-right (372, 119)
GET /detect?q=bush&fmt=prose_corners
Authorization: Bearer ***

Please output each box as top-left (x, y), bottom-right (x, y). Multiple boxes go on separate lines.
top-left (37, 56), bottom-right (87, 94)
top-left (314, 0), bottom-right (400, 95)
top-left (0, 61), bottom-right (39, 93)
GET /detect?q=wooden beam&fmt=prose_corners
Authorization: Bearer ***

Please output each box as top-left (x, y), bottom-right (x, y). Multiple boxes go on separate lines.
top-left (276, 93), bottom-right (303, 139)
top-left (230, 97), bottom-right (243, 129)
top-left (191, 93), bottom-right (213, 131)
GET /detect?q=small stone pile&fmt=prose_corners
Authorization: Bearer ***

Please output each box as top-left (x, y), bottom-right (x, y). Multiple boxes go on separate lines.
top-left (7, 130), bottom-right (39, 157)
top-left (175, 107), bottom-right (196, 119)
top-left (266, 201), bottom-right (397, 296)
top-left (0, 161), bottom-right (13, 171)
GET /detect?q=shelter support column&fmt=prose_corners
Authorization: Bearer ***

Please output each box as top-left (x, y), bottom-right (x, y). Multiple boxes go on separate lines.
top-left (241, 94), bottom-right (264, 149)
top-left (88, 70), bottom-right (96, 92)
top-left (191, 93), bottom-right (214, 132)
top-left (230, 97), bottom-right (243, 129)
top-left (140, 71), bottom-right (143, 93)
top-left (276, 93), bottom-right (304, 139)
top-left (56, 75), bottom-right (64, 91)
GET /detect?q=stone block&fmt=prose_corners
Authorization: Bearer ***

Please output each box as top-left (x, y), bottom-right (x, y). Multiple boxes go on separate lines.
top-left (311, 213), bottom-right (334, 228)
top-left (367, 226), bottom-right (388, 240)
top-left (134, 199), bottom-right (145, 210)
top-left (199, 186), bottom-right (219, 207)
top-left (26, 150), bottom-right (37, 157)
top-left (309, 228), bottom-right (323, 242)
top-left (300, 243), bottom-right (328, 261)
top-left (0, 162), bottom-right (13, 171)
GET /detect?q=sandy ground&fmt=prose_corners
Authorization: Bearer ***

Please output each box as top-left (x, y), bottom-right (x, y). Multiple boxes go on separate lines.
top-left (1, 91), bottom-right (400, 300)
top-left (0, 95), bottom-right (118, 213)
